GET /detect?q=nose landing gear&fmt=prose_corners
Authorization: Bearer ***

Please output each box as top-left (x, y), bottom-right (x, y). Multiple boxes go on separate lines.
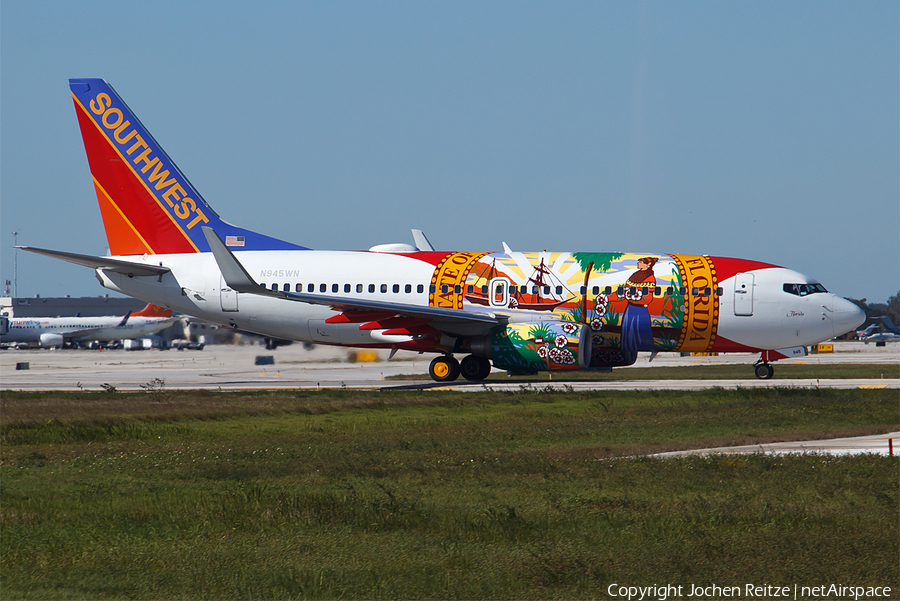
top-left (754, 361), bottom-right (774, 380)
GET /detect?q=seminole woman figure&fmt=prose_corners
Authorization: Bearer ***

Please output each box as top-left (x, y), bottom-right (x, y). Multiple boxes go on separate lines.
top-left (621, 257), bottom-right (657, 351)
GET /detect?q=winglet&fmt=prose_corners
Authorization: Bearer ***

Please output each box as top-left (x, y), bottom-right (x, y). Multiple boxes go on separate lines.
top-left (412, 229), bottom-right (434, 252)
top-left (202, 226), bottom-right (270, 295)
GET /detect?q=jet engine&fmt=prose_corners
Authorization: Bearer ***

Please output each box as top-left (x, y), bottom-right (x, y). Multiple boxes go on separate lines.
top-left (39, 333), bottom-right (64, 348)
top-left (472, 321), bottom-right (591, 373)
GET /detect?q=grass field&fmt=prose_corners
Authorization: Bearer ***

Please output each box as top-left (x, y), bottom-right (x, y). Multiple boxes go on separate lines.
top-left (1, 387), bottom-right (897, 599)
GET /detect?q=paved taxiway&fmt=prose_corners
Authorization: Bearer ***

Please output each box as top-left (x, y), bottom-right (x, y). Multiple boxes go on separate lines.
top-left (652, 430), bottom-right (900, 457)
top-left (1, 340), bottom-right (896, 392)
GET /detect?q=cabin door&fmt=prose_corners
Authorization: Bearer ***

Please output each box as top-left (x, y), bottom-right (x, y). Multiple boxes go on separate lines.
top-left (733, 273), bottom-right (754, 316)
top-left (220, 276), bottom-right (239, 312)
top-left (490, 277), bottom-right (510, 308)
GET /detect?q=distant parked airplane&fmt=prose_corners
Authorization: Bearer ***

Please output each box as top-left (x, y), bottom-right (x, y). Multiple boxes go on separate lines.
top-left (19, 78), bottom-right (865, 379)
top-left (0, 304), bottom-right (177, 348)
top-left (859, 316), bottom-right (900, 344)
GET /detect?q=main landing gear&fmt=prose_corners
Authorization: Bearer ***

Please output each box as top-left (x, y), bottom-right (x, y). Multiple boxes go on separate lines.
top-left (428, 355), bottom-right (492, 382)
top-left (754, 362), bottom-right (774, 380)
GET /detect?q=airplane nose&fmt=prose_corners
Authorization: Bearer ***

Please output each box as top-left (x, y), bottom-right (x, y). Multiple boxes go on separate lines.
top-left (830, 296), bottom-right (866, 338)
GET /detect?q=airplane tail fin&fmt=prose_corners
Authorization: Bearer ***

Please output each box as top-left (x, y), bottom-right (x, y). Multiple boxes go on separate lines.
top-left (68, 78), bottom-right (308, 255)
top-left (132, 304), bottom-right (173, 318)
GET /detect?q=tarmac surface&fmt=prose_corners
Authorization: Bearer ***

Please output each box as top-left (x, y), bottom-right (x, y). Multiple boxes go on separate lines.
top-left (3, 341), bottom-right (896, 457)
top-left (1, 340), bottom-right (897, 392)
top-left (652, 430), bottom-right (900, 457)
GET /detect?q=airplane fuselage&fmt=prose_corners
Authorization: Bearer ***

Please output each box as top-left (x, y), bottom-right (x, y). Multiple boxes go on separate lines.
top-left (93, 248), bottom-right (863, 372)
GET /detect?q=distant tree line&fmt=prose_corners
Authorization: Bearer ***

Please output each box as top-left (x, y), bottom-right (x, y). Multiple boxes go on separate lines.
top-left (846, 291), bottom-right (900, 325)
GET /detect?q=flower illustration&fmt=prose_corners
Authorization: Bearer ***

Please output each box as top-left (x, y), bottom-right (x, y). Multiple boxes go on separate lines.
top-left (591, 318), bottom-right (603, 331)
top-left (561, 322), bottom-right (578, 335)
top-left (537, 345), bottom-right (549, 359)
top-left (625, 286), bottom-right (643, 302)
top-left (555, 334), bottom-right (568, 348)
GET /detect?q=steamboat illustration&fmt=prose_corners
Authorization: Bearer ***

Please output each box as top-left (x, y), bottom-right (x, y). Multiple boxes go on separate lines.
top-left (465, 257), bottom-right (576, 311)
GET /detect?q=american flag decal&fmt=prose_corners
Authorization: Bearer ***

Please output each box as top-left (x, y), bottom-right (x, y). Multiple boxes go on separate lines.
top-left (225, 236), bottom-right (246, 247)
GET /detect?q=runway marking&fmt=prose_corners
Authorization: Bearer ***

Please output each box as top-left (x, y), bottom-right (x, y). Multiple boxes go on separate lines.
top-left (858, 384), bottom-right (888, 389)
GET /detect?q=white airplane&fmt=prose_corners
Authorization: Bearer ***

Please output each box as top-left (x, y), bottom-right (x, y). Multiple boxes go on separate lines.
top-left (859, 317), bottom-right (900, 344)
top-left (0, 304), bottom-right (178, 348)
top-left (20, 78), bottom-right (865, 380)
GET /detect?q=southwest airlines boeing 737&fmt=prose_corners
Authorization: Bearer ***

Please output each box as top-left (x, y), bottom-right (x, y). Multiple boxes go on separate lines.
top-left (20, 78), bottom-right (865, 381)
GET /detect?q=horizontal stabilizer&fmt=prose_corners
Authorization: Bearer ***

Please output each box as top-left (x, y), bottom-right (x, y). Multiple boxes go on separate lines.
top-left (18, 246), bottom-right (170, 277)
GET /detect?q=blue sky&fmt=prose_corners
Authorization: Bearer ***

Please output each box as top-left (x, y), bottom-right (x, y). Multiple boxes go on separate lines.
top-left (2, 1), bottom-right (898, 304)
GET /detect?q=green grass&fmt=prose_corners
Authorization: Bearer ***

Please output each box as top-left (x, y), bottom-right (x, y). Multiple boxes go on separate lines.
top-left (1, 388), bottom-right (897, 599)
top-left (387, 362), bottom-right (900, 381)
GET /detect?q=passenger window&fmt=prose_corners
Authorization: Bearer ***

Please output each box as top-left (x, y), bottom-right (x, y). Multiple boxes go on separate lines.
top-left (271, 284), bottom-right (278, 291)
top-left (369, 284), bottom-right (375, 293)
top-left (483, 285), bottom-right (489, 295)
top-left (691, 287), bottom-right (699, 296)
top-left (605, 286), bottom-right (612, 295)
top-left (616, 287), bottom-right (624, 296)
top-left (381, 284), bottom-right (388, 293)
top-left (703, 287), bottom-right (711, 296)
top-left (392, 284), bottom-right (400, 293)
top-left (467, 285), bottom-right (474, 294)
top-left (332, 284), bottom-right (339, 293)
top-left (405, 284), bottom-right (411, 293)
top-left (259, 282), bottom-right (266, 288)
top-left (417, 284), bottom-right (424, 293)
top-left (592, 286), bottom-right (599, 295)
top-left (356, 284), bottom-right (363, 293)
top-left (429, 285), bottom-right (436, 293)
top-left (308, 283), bottom-right (315, 293)
top-left (284, 284), bottom-right (291, 292)
top-left (441, 284), bottom-right (448, 294)
top-left (716, 287), bottom-right (724, 296)
top-left (543, 286), bottom-right (550, 294)
top-left (666, 287), bottom-right (673, 295)
top-left (653, 286), bottom-right (661, 296)
top-left (319, 283), bottom-right (327, 293)
top-left (580, 286), bottom-right (587, 294)
top-left (344, 284), bottom-right (351, 293)
top-left (679, 286), bottom-right (686, 295)
top-left (555, 286), bottom-right (562, 295)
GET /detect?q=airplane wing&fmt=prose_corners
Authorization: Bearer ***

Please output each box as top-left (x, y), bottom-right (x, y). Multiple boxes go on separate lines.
top-left (18, 246), bottom-right (171, 277)
top-left (202, 227), bottom-right (500, 330)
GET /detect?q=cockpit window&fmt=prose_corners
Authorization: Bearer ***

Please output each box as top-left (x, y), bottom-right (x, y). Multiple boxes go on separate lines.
top-left (783, 283), bottom-right (828, 296)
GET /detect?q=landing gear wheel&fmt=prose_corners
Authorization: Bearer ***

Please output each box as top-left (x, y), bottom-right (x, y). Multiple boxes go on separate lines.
top-left (460, 355), bottom-right (492, 381)
top-left (754, 362), bottom-right (774, 380)
top-left (429, 355), bottom-right (460, 382)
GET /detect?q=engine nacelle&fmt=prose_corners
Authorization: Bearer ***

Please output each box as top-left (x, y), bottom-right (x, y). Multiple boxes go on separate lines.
top-left (586, 346), bottom-right (637, 368)
top-left (39, 333), bottom-right (64, 347)
top-left (479, 321), bottom-right (591, 373)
